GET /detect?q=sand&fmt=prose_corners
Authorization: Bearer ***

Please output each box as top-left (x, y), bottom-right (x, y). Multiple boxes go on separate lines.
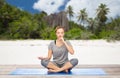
top-left (0, 40), bottom-right (120, 65)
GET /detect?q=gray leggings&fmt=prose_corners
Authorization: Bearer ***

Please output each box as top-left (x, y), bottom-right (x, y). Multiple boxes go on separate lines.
top-left (41, 58), bottom-right (78, 69)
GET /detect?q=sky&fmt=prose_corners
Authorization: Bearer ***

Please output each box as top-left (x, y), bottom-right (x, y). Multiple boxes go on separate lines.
top-left (6, 0), bottom-right (120, 22)
top-left (6, 0), bottom-right (39, 13)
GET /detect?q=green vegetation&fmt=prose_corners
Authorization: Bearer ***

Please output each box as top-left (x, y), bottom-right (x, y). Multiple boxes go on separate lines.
top-left (0, 0), bottom-right (120, 40)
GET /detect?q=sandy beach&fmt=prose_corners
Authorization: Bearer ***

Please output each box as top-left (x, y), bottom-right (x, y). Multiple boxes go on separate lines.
top-left (0, 40), bottom-right (120, 65)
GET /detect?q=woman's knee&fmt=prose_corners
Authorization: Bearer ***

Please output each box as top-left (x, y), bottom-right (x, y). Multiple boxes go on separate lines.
top-left (70, 58), bottom-right (78, 67)
top-left (41, 59), bottom-right (49, 68)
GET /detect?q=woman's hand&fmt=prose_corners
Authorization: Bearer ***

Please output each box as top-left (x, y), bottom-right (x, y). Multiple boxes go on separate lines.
top-left (60, 37), bottom-right (65, 43)
top-left (38, 57), bottom-right (46, 60)
top-left (38, 50), bottom-right (52, 60)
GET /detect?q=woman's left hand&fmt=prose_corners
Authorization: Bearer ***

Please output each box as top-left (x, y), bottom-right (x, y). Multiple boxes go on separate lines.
top-left (61, 37), bottom-right (65, 43)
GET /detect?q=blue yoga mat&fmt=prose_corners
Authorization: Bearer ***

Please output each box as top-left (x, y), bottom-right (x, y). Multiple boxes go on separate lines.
top-left (10, 68), bottom-right (106, 75)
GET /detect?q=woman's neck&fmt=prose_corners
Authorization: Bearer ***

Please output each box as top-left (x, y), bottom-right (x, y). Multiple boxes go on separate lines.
top-left (56, 39), bottom-right (62, 43)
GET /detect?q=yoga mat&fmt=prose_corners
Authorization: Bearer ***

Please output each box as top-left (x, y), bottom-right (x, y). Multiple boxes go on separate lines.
top-left (10, 68), bottom-right (106, 75)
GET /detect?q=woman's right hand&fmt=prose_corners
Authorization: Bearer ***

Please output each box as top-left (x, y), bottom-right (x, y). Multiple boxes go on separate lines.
top-left (38, 57), bottom-right (46, 60)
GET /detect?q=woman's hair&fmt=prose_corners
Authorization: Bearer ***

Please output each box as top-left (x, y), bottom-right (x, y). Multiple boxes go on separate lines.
top-left (55, 26), bottom-right (65, 32)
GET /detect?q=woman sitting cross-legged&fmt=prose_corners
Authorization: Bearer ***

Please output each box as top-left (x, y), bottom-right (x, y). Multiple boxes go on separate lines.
top-left (38, 26), bottom-right (78, 73)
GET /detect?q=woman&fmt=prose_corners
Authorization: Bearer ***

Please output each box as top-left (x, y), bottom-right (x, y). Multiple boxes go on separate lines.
top-left (38, 26), bottom-right (78, 73)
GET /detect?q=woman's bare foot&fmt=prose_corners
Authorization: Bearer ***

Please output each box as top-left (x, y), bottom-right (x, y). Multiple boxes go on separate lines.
top-left (48, 69), bottom-right (69, 73)
top-left (64, 69), bottom-right (68, 73)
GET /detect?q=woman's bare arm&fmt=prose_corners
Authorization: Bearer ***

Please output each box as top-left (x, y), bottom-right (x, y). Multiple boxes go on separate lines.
top-left (64, 42), bottom-right (74, 55)
top-left (38, 50), bottom-right (52, 60)
top-left (47, 50), bottom-right (52, 60)
top-left (61, 38), bottom-right (74, 55)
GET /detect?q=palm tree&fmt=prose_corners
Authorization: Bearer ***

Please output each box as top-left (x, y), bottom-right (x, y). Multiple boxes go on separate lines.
top-left (96, 3), bottom-right (109, 35)
top-left (66, 5), bottom-right (74, 21)
top-left (87, 18), bottom-right (95, 33)
top-left (66, 5), bottom-right (74, 29)
top-left (96, 3), bottom-right (109, 24)
top-left (77, 8), bottom-right (88, 26)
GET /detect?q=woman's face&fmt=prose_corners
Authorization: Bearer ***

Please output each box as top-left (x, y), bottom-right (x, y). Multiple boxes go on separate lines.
top-left (56, 28), bottom-right (64, 40)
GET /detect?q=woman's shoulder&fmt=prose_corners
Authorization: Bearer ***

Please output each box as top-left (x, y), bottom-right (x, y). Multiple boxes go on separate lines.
top-left (49, 40), bottom-right (55, 45)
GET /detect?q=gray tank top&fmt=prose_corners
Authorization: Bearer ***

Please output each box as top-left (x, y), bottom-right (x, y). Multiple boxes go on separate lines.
top-left (48, 40), bottom-right (72, 64)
